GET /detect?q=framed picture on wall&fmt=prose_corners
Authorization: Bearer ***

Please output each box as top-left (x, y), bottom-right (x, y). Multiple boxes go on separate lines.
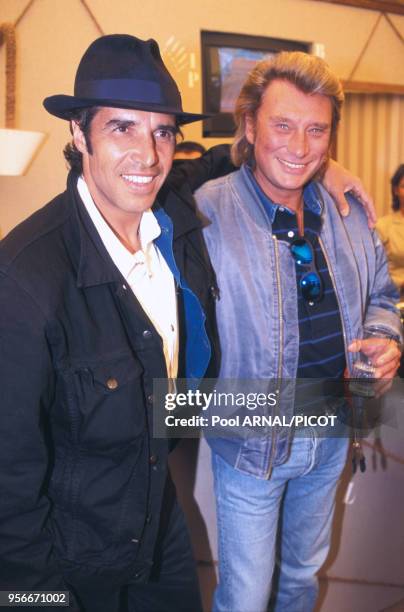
top-left (201, 30), bottom-right (311, 137)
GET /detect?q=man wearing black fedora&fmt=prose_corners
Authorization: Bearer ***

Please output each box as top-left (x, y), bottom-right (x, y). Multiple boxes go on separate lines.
top-left (0, 34), bottom-right (219, 612)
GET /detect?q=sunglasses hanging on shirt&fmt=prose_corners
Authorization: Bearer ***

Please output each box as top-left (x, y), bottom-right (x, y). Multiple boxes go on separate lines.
top-left (290, 237), bottom-right (323, 303)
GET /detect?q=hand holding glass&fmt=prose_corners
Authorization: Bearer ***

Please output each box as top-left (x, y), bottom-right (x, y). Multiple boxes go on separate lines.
top-left (349, 326), bottom-right (394, 397)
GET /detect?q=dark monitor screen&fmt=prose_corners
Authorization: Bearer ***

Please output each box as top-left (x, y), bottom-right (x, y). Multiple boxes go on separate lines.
top-left (210, 47), bottom-right (274, 113)
top-left (201, 31), bottom-right (311, 137)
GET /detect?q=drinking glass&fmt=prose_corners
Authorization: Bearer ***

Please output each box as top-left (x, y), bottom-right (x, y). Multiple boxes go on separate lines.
top-left (349, 325), bottom-right (394, 397)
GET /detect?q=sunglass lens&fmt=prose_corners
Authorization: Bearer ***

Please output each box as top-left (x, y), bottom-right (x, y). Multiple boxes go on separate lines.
top-left (301, 272), bottom-right (322, 301)
top-left (290, 240), bottom-right (312, 265)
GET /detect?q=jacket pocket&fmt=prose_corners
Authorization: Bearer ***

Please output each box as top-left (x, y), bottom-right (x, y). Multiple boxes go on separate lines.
top-left (66, 352), bottom-right (146, 451)
top-left (51, 352), bottom-right (149, 564)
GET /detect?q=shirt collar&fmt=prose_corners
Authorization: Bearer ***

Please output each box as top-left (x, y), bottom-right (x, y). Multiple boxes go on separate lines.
top-left (77, 176), bottom-right (161, 280)
top-left (242, 164), bottom-right (323, 222)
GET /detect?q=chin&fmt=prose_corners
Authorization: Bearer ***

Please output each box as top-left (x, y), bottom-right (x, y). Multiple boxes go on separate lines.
top-left (280, 177), bottom-right (309, 190)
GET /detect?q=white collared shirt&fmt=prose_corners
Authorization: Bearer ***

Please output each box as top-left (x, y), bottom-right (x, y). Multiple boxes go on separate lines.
top-left (77, 176), bottom-right (178, 379)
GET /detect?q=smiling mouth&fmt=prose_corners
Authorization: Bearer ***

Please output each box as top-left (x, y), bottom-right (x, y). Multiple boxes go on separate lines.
top-left (121, 174), bottom-right (155, 185)
top-left (277, 158), bottom-right (308, 170)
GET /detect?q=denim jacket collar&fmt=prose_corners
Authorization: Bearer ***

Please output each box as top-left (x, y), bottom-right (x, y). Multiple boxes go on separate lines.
top-left (242, 164), bottom-right (323, 223)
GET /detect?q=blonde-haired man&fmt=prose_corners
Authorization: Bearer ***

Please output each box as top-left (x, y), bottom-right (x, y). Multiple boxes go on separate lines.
top-left (195, 52), bottom-right (402, 612)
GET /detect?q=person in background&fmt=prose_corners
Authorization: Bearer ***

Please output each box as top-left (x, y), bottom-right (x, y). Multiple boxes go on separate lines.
top-left (174, 140), bottom-right (207, 160)
top-left (377, 164), bottom-right (404, 298)
top-left (194, 51), bottom-right (402, 612)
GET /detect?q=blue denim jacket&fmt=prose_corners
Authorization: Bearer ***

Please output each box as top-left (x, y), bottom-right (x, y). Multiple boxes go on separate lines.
top-left (195, 165), bottom-right (402, 479)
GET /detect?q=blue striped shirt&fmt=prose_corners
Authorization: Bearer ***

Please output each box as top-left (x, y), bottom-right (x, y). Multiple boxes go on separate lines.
top-left (245, 168), bottom-right (346, 411)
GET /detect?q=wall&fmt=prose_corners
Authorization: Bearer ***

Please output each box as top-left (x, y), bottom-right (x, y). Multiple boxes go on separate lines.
top-left (0, 0), bottom-right (404, 236)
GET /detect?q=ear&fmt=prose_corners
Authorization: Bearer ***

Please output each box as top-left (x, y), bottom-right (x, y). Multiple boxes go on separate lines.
top-left (245, 114), bottom-right (255, 145)
top-left (71, 121), bottom-right (88, 155)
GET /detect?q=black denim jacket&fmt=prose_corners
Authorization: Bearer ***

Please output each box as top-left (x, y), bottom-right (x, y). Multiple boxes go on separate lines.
top-left (0, 171), bottom-right (219, 599)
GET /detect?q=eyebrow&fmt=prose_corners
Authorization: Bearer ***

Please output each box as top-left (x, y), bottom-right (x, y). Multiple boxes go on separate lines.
top-left (309, 122), bottom-right (330, 129)
top-left (155, 124), bottom-right (177, 133)
top-left (103, 119), bottom-right (136, 130)
top-left (103, 119), bottom-right (178, 132)
top-left (270, 116), bottom-right (291, 122)
top-left (270, 116), bottom-right (330, 129)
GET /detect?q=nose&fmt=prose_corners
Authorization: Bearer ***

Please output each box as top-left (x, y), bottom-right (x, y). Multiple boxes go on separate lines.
top-left (129, 131), bottom-right (158, 168)
top-left (287, 129), bottom-right (308, 158)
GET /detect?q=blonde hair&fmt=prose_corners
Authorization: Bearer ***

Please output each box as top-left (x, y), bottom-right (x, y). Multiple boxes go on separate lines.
top-left (231, 51), bottom-right (344, 167)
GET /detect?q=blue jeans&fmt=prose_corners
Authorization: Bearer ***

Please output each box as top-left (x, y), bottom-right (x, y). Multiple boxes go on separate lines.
top-left (211, 430), bottom-right (349, 612)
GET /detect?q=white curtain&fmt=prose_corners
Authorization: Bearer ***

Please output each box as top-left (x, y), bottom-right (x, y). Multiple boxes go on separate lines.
top-left (337, 93), bottom-right (404, 216)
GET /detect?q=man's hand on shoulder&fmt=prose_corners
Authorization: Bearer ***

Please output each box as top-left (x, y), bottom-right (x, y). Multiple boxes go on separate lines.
top-left (323, 159), bottom-right (377, 228)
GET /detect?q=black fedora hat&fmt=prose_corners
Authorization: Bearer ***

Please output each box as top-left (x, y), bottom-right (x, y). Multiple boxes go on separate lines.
top-left (43, 34), bottom-right (207, 125)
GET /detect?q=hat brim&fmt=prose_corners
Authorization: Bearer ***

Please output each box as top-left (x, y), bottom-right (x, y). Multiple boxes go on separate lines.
top-left (43, 95), bottom-right (210, 125)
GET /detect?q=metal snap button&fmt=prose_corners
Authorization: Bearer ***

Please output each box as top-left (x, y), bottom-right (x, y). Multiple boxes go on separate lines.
top-left (106, 377), bottom-right (118, 390)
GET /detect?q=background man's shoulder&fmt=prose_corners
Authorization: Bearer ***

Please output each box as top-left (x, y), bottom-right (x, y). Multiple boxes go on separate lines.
top-left (195, 169), bottom-right (241, 201)
top-left (316, 182), bottom-right (369, 228)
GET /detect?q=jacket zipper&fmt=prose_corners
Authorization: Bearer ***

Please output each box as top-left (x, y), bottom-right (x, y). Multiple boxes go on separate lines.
top-left (266, 235), bottom-right (283, 479)
top-left (319, 237), bottom-right (361, 467)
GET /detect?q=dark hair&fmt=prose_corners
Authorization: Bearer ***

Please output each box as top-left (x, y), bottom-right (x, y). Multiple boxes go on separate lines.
top-left (175, 140), bottom-right (206, 155)
top-left (63, 107), bottom-right (182, 173)
top-left (63, 107), bottom-right (100, 173)
top-left (391, 164), bottom-right (404, 211)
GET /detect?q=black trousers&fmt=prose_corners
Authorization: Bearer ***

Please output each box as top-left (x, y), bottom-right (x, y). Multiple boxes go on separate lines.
top-left (69, 484), bottom-right (203, 612)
